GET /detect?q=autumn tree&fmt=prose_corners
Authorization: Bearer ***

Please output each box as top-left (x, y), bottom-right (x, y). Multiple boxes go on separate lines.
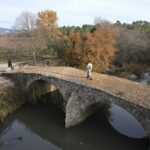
top-left (37, 10), bottom-right (61, 39)
top-left (63, 19), bottom-right (117, 72)
top-left (37, 10), bottom-right (57, 27)
top-left (80, 29), bottom-right (116, 72)
top-left (64, 31), bottom-right (117, 72)
top-left (92, 20), bottom-right (116, 72)
top-left (37, 10), bottom-right (63, 58)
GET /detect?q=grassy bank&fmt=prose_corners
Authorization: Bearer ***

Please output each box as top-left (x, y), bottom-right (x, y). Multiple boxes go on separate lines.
top-left (0, 78), bottom-right (25, 122)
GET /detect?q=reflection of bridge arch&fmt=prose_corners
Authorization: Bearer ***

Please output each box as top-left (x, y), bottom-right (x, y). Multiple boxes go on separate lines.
top-left (65, 85), bottom-right (150, 137)
top-left (2, 67), bottom-right (150, 143)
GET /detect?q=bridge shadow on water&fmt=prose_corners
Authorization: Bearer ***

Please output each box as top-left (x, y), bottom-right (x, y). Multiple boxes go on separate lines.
top-left (0, 81), bottom-right (149, 150)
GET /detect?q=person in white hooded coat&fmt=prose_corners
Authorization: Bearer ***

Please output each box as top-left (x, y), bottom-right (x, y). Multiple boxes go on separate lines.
top-left (86, 62), bottom-right (93, 80)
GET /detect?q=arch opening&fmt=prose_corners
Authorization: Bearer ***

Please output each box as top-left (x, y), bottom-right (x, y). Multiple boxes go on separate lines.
top-left (27, 79), bottom-right (65, 111)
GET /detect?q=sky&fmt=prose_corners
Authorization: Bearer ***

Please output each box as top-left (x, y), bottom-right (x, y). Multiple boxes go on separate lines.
top-left (0, 0), bottom-right (150, 28)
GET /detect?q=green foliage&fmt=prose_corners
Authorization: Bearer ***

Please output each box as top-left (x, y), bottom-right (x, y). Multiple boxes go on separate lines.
top-left (114, 20), bottom-right (150, 32)
top-left (60, 24), bottom-right (95, 36)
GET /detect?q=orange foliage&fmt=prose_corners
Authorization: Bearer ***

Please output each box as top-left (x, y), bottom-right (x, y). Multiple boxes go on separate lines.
top-left (64, 26), bottom-right (117, 72)
top-left (37, 10), bottom-right (58, 29)
top-left (37, 10), bottom-right (62, 49)
top-left (84, 26), bottom-right (117, 72)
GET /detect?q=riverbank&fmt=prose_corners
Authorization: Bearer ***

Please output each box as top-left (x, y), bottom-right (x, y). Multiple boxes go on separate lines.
top-left (108, 65), bottom-right (150, 85)
top-left (0, 77), bottom-right (25, 122)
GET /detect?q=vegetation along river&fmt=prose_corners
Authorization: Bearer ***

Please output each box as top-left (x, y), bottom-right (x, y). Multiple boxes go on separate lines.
top-left (0, 92), bottom-right (149, 150)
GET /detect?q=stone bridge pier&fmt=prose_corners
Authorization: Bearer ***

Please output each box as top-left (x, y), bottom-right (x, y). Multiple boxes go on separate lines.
top-left (2, 71), bottom-right (150, 149)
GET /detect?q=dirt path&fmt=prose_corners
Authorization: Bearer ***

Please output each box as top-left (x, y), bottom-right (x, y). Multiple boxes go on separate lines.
top-left (13, 66), bottom-right (150, 109)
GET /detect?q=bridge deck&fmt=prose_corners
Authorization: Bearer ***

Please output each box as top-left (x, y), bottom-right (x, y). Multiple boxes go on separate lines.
top-left (13, 66), bottom-right (150, 109)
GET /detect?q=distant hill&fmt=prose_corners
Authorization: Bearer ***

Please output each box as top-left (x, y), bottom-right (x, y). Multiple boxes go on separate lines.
top-left (0, 27), bottom-right (13, 35)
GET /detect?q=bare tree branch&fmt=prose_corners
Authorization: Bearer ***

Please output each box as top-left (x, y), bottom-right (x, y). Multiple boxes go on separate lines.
top-left (13, 11), bottom-right (37, 32)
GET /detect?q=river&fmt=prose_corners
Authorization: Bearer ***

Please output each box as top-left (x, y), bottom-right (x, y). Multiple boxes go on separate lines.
top-left (0, 98), bottom-right (149, 150)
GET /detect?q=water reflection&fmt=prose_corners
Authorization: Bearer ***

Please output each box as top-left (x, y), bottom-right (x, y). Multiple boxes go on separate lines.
top-left (0, 119), bottom-right (62, 150)
top-left (108, 104), bottom-right (147, 138)
top-left (0, 102), bottom-right (149, 150)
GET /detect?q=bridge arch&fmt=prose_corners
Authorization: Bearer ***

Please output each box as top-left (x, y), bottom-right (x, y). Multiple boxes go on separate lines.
top-left (65, 86), bottom-right (150, 139)
top-left (25, 75), bottom-right (66, 111)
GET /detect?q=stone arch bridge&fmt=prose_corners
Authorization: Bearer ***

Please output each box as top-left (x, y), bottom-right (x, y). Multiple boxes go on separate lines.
top-left (1, 66), bottom-right (150, 139)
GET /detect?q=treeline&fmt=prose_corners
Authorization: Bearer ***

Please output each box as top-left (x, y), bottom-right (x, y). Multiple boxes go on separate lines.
top-left (0, 10), bottom-right (150, 75)
top-left (114, 21), bottom-right (150, 75)
top-left (58, 20), bottom-right (150, 74)
top-left (60, 25), bottom-right (95, 35)
top-left (61, 20), bottom-right (150, 35)
top-left (115, 20), bottom-right (150, 32)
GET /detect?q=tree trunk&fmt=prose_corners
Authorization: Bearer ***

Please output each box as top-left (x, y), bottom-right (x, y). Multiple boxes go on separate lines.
top-left (33, 51), bottom-right (36, 66)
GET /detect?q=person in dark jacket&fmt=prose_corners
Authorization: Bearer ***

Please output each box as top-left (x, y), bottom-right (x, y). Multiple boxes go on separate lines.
top-left (8, 57), bottom-right (14, 70)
